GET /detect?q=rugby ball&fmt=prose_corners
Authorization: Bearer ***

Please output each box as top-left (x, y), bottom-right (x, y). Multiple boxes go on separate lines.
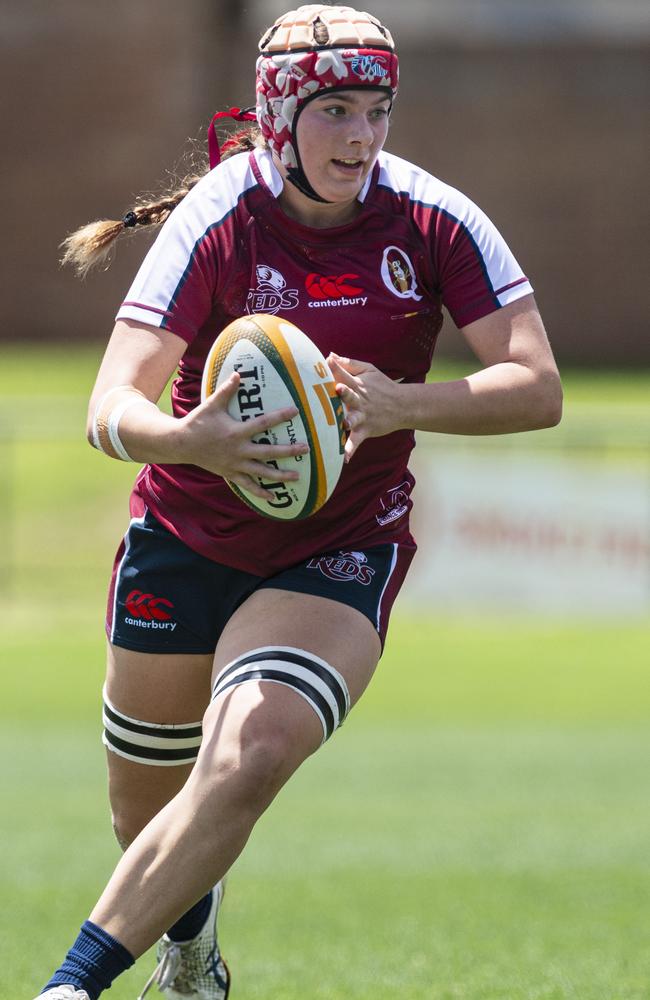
top-left (201, 313), bottom-right (347, 520)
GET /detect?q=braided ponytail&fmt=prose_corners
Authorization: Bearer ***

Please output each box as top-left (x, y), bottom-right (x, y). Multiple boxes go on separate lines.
top-left (61, 125), bottom-right (263, 277)
top-left (60, 176), bottom-right (203, 277)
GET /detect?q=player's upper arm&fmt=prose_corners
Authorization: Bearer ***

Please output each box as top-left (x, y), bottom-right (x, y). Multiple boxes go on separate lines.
top-left (87, 320), bottom-right (187, 438)
top-left (461, 294), bottom-right (563, 424)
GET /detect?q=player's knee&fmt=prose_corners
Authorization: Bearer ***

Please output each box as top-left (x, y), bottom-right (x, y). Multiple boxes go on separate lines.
top-left (202, 645), bottom-right (351, 810)
top-left (109, 774), bottom-right (192, 850)
top-left (110, 809), bottom-right (139, 852)
top-left (103, 687), bottom-right (203, 847)
top-left (108, 777), bottom-right (170, 849)
top-left (198, 722), bottom-right (294, 815)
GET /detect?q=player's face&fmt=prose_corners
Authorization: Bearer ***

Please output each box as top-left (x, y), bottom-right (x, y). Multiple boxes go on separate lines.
top-left (282, 89), bottom-right (390, 222)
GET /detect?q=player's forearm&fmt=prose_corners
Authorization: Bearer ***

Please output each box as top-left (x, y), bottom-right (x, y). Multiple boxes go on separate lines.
top-left (114, 403), bottom-right (188, 463)
top-left (394, 362), bottom-right (563, 436)
top-left (87, 387), bottom-right (186, 464)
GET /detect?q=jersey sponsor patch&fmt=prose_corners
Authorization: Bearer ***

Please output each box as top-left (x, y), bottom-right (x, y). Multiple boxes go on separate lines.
top-left (305, 272), bottom-right (367, 309)
top-left (380, 246), bottom-right (422, 301)
top-left (247, 264), bottom-right (300, 315)
top-left (306, 550), bottom-right (375, 585)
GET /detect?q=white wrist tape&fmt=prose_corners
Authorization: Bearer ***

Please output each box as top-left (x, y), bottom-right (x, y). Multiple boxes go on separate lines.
top-left (92, 384), bottom-right (153, 462)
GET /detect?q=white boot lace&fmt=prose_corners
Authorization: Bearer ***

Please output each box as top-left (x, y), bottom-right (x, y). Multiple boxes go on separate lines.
top-left (137, 881), bottom-right (229, 999)
top-left (137, 940), bottom-right (183, 998)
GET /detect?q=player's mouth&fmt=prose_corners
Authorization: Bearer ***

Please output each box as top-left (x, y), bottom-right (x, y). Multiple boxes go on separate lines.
top-left (331, 157), bottom-right (365, 173)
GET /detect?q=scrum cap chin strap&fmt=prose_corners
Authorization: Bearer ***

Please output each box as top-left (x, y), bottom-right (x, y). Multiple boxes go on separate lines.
top-left (206, 104), bottom-right (333, 204)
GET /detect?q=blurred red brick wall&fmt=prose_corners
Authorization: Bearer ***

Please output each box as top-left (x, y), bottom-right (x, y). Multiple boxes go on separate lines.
top-left (389, 44), bottom-right (648, 366)
top-left (1, 3), bottom-right (647, 365)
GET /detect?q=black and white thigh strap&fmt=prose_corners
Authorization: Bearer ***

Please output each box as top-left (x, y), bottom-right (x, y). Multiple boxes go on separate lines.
top-left (211, 646), bottom-right (351, 744)
top-left (102, 687), bottom-right (203, 766)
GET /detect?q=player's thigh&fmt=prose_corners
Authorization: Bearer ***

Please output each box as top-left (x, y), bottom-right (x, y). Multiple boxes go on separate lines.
top-left (105, 643), bottom-right (214, 843)
top-left (215, 588), bottom-right (382, 706)
top-left (195, 591), bottom-right (382, 795)
top-left (105, 643), bottom-right (214, 719)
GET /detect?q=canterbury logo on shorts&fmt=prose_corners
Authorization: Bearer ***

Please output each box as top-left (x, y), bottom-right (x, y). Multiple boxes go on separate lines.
top-left (125, 589), bottom-right (175, 621)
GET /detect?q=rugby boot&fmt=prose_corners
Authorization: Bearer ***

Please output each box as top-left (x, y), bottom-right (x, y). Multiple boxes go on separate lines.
top-left (34, 990), bottom-right (90, 1000)
top-left (138, 881), bottom-right (230, 999)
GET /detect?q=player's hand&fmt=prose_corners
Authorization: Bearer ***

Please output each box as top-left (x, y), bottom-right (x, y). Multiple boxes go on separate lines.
top-left (179, 371), bottom-right (309, 498)
top-left (327, 354), bottom-right (403, 462)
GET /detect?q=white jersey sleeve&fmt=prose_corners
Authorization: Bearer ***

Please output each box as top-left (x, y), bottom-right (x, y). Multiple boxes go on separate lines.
top-left (116, 153), bottom-right (257, 343)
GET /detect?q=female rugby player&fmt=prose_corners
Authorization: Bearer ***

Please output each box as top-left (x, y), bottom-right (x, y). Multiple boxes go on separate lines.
top-left (36, 5), bottom-right (561, 997)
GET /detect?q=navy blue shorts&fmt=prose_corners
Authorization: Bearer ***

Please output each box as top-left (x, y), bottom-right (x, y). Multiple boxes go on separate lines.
top-left (107, 509), bottom-right (415, 654)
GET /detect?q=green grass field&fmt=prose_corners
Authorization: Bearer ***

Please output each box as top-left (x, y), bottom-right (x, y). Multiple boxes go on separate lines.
top-left (1, 348), bottom-right (649, 999)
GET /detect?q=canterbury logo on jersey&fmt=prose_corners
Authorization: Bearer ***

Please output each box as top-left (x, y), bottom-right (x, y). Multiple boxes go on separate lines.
top-left (305, 273), bottom-right (368, 309)
top-left (247, 264), bottom-right (299, 315)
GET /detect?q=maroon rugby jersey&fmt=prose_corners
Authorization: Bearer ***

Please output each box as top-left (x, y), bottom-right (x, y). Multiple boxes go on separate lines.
top-left (116, 147), bottom-right (533, 575)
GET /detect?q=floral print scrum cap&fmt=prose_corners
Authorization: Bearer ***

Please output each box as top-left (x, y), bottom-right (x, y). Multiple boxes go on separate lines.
top-left (256, 5), bottom-right (399, 201)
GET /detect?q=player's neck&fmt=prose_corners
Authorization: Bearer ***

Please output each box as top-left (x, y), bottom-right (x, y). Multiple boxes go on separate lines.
top-left (274, 159), bottom-right (362, 229)
top-left (278, 189), bottom-right (363, 228)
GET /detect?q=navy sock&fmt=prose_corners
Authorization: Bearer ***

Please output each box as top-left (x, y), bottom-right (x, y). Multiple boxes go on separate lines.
top-left (166, 890), bottom-right (212, 942)
top-left (41, 920), bottom-right (134, 1000)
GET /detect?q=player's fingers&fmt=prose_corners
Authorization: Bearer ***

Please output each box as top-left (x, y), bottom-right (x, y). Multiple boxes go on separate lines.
top-left (334, 381), bottom-right (361, 413)
top-left (242, 459), bottom-right (301, 482)
top-left (327, 357), bottom-right (359, 389)
top-left (229, 474), bottom-right (275, 500)
top-left (205, 370), bottom-right (240, 405)
top-left (204, 380), bottom-right (301, 435)
top-left (247, 440), bottom-right (309, 461)
top-left (236, 403), bottom-right (301, 436)
top-left (329, 353), bottom-right (372, 376)
top-left (343, 430), bottom-right (364, 463)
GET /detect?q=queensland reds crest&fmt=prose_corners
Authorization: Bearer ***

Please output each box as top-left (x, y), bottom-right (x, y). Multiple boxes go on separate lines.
top-left (247, 264), bottom-right (300, 315)
top-left (376, 481), bottom-right (411, 526)
top-left (307, 550), bottom-right (375, 585)
top-left (380, 246), bottom-right (422, 301)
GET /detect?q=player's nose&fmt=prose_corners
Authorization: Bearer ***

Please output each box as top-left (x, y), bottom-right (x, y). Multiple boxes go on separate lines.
top-left (346, 112), bottom-right (375, 147)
